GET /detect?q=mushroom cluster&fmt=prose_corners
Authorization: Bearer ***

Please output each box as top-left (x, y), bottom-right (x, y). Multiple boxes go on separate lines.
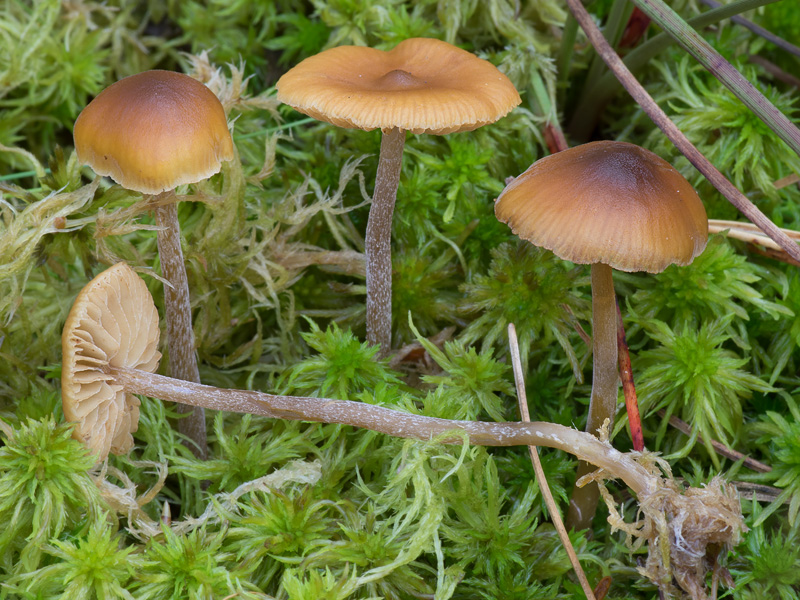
top-left (61, 37), bottom-right (740, 600)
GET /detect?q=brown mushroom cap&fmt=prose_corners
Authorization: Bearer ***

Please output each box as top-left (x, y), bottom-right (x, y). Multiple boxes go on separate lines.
top-left (495, 141), bottom-right (708, 273)
top-left (62, 263), bottom-right (161, 461)
top-left (74, 70), bottom-right (235, 195)
top-left (276, 38), bottom-right (521, 135)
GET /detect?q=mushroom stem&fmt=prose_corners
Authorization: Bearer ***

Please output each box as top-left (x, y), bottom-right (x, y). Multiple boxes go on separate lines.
top-left (567, 262), bottom-right (619, 530)
top-left (110, 365), bottom-right (653, 494)
top-left (366, 127), bottom-right (406, 356)
top-left (152, 194), bottom-right (207, 459)
top-left (109, 364), bottom-right (744, 599)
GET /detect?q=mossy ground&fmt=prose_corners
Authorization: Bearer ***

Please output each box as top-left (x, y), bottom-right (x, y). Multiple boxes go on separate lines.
top-left (2, 1), bottom-right (800, 598)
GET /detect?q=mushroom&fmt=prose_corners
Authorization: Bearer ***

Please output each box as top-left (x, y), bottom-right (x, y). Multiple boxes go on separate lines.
top-left (61, 263), bottom-right (161, 462)
top-left (494, 140), bottom-right (708, 530)
top-left (276, 38), bottom-right (520, 355)
top-left (73, 70), bottom-right (235, 458)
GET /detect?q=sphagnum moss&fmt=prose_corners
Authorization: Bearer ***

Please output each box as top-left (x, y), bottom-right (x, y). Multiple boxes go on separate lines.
top-left (3, 519), bottom-right (142, 599)
top-left (0, 416), bottom-right (106, 574)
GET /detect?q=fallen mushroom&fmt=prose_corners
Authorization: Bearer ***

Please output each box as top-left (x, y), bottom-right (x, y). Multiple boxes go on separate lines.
top-left (61, 262), bottom-right (742, 600)
top-left (494, 140), bottom-right (708, 531)
top-left (74, 70), bottom-right (236, 458)
top-left (276, 38), bottom-right (521, 355)
top-left (61, 263), bottom-right (161, 461)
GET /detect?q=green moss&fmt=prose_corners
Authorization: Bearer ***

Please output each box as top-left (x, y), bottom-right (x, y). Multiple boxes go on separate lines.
top-left (634, 316), bottom-right (773, 468)
top-left (134, 527), bottom-right (262, 599)
top-left (646, 54), bottom-right (800, 218)
top-left (0, 416), bottom-right (105, 574)
top-left (4, 519), bottom-right (141, 600)
top-left (2, 1), bottom-right (799, 598)
top-left (460, 242), bottom-right (590, 379)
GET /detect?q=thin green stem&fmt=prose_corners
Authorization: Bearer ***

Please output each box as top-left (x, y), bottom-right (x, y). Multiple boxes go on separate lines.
top-left (233, 116), bottom-right (318, 140)
top-left (530, 66), bottom-right (558, 126)
top-left (556, 14), bottom-right (580, 108)
top-left (583, 0), bottom-right (635, 94)
top-left (531, 66), bottom-right (569, 152)
top-left (0, 168), bottom-right (50, 182)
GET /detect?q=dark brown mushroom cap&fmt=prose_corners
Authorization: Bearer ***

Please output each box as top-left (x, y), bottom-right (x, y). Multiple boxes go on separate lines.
top-left (495, 141), bottom-right (708, 273)
top-left (74, 70), bottom-right (234, 195)
top-left (276, 38), bottom-right (521, 135)
top-left (62, 263), bottom-right (161, 461)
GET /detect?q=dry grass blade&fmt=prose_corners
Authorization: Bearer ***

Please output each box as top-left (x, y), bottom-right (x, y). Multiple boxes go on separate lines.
top-left (507, 323), bottom-right (597, 600)
top-left (708, 219), bottom-right (800, 250)
top-left (709, 219), bottom-right (800, 266)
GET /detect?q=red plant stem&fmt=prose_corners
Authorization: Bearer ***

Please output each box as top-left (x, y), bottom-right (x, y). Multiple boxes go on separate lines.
top-left (616, 299), bottom-right (644, 451)
top-left (544, 122), bottom-right (569, 154)
top-left (565, 0), bottom-right (800, 265)
top-left (619, 7), bottom-right (651, 48)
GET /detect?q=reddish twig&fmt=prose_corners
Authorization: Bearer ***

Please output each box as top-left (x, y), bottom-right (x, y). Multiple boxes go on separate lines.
top-left (544, 122), bottom-right (569, 154)
top-left (619, 7), bottom-right (651, 48)
top-left (659, 410), bottom-right (772, 473)
top-left (616, 299), bottom-right (645, 451)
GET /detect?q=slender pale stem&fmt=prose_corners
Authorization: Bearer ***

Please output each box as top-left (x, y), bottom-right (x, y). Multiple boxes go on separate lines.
top-left (567, 263), bottom-right (619, 530)
top-left (508, 324), bottom-right (597, 600)
top-left (365, 127), bottom-right (406, 356)
top-left (153, 195), bottom-right (207, 459)
top-left (110, 365), bottom-right (655, 496)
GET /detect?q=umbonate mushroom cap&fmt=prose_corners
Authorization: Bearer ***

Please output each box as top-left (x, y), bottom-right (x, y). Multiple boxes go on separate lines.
top-left (495, 141), bottom-right (708, 273)
top-left (74, 70), bottom-right (234, 195)
top-left (276, 38), bottom-right (521, 135)
top-left (62, 263), bottom-right (161, 462)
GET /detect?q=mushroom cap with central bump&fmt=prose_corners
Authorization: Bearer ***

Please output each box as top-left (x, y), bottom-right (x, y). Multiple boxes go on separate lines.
top-left (276, 38), bottom-right (521, 135)
top-left (74, 70), bottom-right (235, 195)
top-left (495, 141), bottom-right (708, 273)
top-left (62, 263), bottom-right (161, 462)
